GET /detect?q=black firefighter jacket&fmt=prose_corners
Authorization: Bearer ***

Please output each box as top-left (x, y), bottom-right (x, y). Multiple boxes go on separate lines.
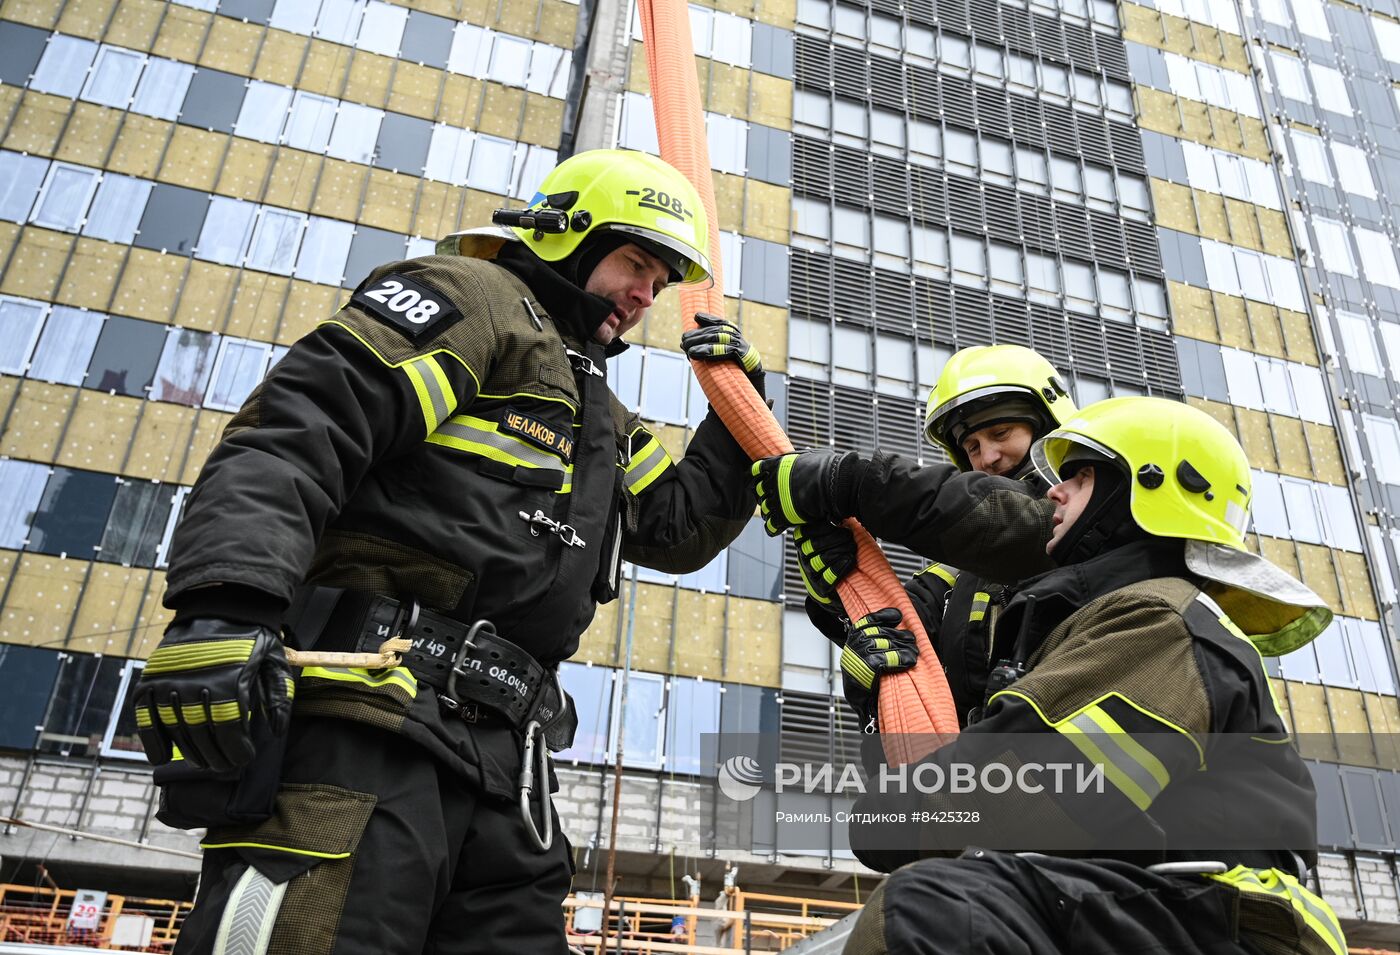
top-left (161, 242), bottom-right (754, 791)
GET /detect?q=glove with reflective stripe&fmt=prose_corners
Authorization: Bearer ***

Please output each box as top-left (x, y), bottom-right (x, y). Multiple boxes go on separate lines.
top-left (750, 449), bottom-right (863, 535)
top-left (681, 312), bottom-right (764, 385)
top-left (134, 618), bottom-right (294, 772)
top-left (839, 608), bottom-right (919, 728)
top-left (793, 522), bottom-right (856, 607)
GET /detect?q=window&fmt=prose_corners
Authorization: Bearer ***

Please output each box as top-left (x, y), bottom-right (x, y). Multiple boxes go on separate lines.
top-left (196, 196), bottom-right (257, 266)
top-left (1220, 347), bottom-right (1263, 410)
top-left (1098, 269), bottom-right (1131, 315)
top-left (1072, 71), bottom-right (1100, 108)
top-left (1084, 165), bottom-right (1115, 208)
top-left (1063, 260), bottom-right (1094, 313)
top-left (831, 205), bottom-right (869, 261)
top-left (832, 323), bottom-right (871, 387)
top-left (797, 0), bottom-right (830, 28)
top-left (205, 338), bottom-right (273, 412)
top-left (179, 67), bottom-right (246, 133)
top-left (82, 46), bottom-right (145, 109)
top-left (525, 44), bottom-right (568, 98)
top-left (1312, 219), bottom-right (1356, 278)
top-left (0, 459), bottom-right (50, 549)
top-left (0, 296), bottom-right (46, 374)
top-left (871, 109), bottom-right (905, 150)
top-left (982, 140), bottom-right (1012, 182)
top-left (356, 1), bottom-right (407, 56)
top-left (1331, 142), bottom-right (1375, 199)
top-left (342, 225), bottom-right (407, 288)
top-left (1251, 469), bottom-right (1287, 538)
top-left (27, 468), bottom-right (119, 559)
top-left (84, 315), bottom-right (165, 397)
top-left (872, 214), bottom-right (909, 261)
top-left (945, 129), bottom-right (977, 174)
top-left (711, 11), bottom-right (752, 68)
top-left (664, 677), bottom-right (722, 774)
top-left (1016, 148), bottom-right (1048, 193)
top-left (912, 225), bottom-right (947, 276)
top-left (83, 173), bottom-right (152, 245)
top-left (609, 670), bottom-right (666, 769)
top-left (1026, 251), bottom-right (1059, 302)
top-left (28, 306), bottom-right (104, 385)
top-left (327, 101), bottom-right (384, 164)
top-left (467, 134), bottom-right (514, 194)
top-left (510, 144), bottom-right (556, 201)
top-left (707, 114), bottom-right (747, 176)
top-left (247, 208), bottom-right (306, 273)
top-left (792, 197), bottom-right (829, 244)
top-left (940, 33), bottom-right (970, 71)
top-left (0, 646), bottom-right (61, 750)
top-left (447, 22), bottom-right (490, 75)
top-left (1337, 310), bottom-right (1380, 376)
top-left (870, 13), bottom-right (900, 50)
top-left (100, 482), bottom-right (175, 568)
top-left (1364, 413), bottom-right (1400, 481)
top-left (1290, 130), bottom-right (1332, 185)
top-left (295, 216), bottom-right (355, 286)
top-left (0, 152), bottom-right (48, 222)
top-left (609, 344), bottom-right (643, 407)
top-left (875, 331), bottom-right (914, 395)
top-left (1309, 64), bottom-right (1352, 115)
top-left (988, 242), bottom-right (1023, 290)
top-left (640, 348), bottom-right (688, 424)
top-left (1008, 52), bottom-right (1036, 89)
top-left (284, 91), bottom-right (337, 153)
top-left (909, 120), bottom-right (940, 162)
top-left (151, 327), bottom-right (220, 405)
top-left (132, 57), bottom-right (194, 120)
top-left (426, 125), bottom-right (473, 184)
top-left (1280, 477), bottom-right (1322, 545)
top-left (401, 9), bottom-right (455, 69)
top-left (488, 34), bottom-right (531, 87)
top-left (793, 90), bottom-right (830, 131)
top-left (679, 550), bottom-right (727, 592)
top-left (1317, 484), bottom-right (1361, 553)
top-left (832, 98), bottom-right (867, 145)
top-left (1356, 227), bottom-right (1400, 289)
top-left (134, 183), bottom-right (208, 254)
top-left (555, 662), bottom-right (611, 764)
top-left (1041, 62), bottom-right (1069, 98)
top-left (30, 34), bottom-right (99, 98)
top-left (0, 20), bottom-right (48, 87)
top-left (1050, 156), bottom-right (1082, 201)
top-left (1376, 16), bottom-right (1400, 66)
top-left (974, 44), bottom-right (1003, 80)
top-left (950, 233), bottom-right (985, 288)
top-left (1270, 52), bottom-right (1309, 102)
top-left (833, 5), bottom-right (865, 40)
top-left (100, 660), bottom-right (149, 759)
top-left (32, 163), bottom-right (99, 232)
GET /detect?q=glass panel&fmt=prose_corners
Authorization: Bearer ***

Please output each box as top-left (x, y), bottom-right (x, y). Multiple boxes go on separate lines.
top-left (447, 22), bottom-right (490, 76)
top-left (99, 481), bottom-right (175, 567)
top-left (83, 314), bottom-right (166, 397)
top-left (555, 661), bottom-right (611, 764)
top-left (608, 344), bottom-right (643, 409)
top-left (665, 677), bottom-right (722, 774)
top-left (315, 0), bottom-right (367, 42)
top-left (327, 101), bottom-right (384, 164)
top-left (30, 34), bottom-right (99, 98)
top-left (245, 208), bottom-right (307, 274)
top-left (488, 34), bottom-right (531, 86)
top-left (195, 196), bottom-right (257, 266)
top-left (83, 173), bottom-right (153, 245)
top-left (132, 57), bottom-right (194, 120)
top-left (0, 459), bottom-right (50, 549)
top-left (706, 113), bottom-right (747, 176)
top-left (356, 0), bottom-right (407, 56)
top-left (28, 306), bottom-right (104, 385)
top-left (727, 518), bottom-right (782, 600)
top-left (0, 296), bottom-right (47, 375)
top-left (0, 646), bottom-right (61, 750)
top-left (205, 338), bottom-right (273, 412)
top-left (295, 216), bottom-right (355, 286)
top-left (467, 134), bottom-right (514, 193)
top-left (0, 151), bottom-right (49, 222)
top-left (27, 468), bottom-right (119, 559)
top-left (679, 549), bottom-right (726, 592)
top-left (151, 327), bottom-right (221, 405)
top-left (284, 91), bottom-right (337, 152)
top-left (611, 671), bottom-right (666, 769)
top-left (32, 164), bottom-right (99, 232)
top-left (82, 46), bottom-right (146, 109)
top-left (1280, 477), bottom-right (1322, 544)
top-left (37, 654), bottom-right (127, 758)
top-left (641, 349), bottom-right (688, 424)
top-left (234, 80), bottom-right (293, 143)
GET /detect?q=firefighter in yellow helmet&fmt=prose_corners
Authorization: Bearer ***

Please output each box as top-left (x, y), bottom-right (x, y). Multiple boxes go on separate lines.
top-left (135, 150), bottom-right (764, 954)
top-left (789, 345), bottom-right (1076, 730)
top-left (829, 397), bottom-right (1341, 955)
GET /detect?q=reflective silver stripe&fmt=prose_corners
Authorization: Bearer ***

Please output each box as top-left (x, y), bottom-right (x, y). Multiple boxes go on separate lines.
top-left (433, 416), bottom-right (569, 472)
top-left (1064, 709), bottom-right (1166, 809)
top-left (624, 437), bottom-right (672, 493)
top-left (407, 356), bottom-right (454, 431)
top-left (213, 865), bottom-right (287, 955)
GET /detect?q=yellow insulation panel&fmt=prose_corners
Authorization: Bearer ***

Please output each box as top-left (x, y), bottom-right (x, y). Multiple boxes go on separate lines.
top-left (345, 53), bottom-right (395, 109)
top-left (1168, 282), bottom-right (1216, 342)
top-left (128, 402), bottom-right (198, 482)
top-left (1, 229), bottom-right (75, 302)
top-left (281, 282), bottom-right (344, 344)
top-left (217, 138), bottom-right (276, 202)
top-left (0, 380), bottom-right (72, 463)
top-left (673, 589), bottom-right (728, 680)
top-left (254, 29), bottom-right (310, 87)
top-left (723, 596), bottom-right (781, 686)
top-left (1244, 299), bottom-right (1286, 359)
top-left (738, 300), bottom-right (788, 375)
top-left (113, 248), bottom-right (186, 322)
top-left (69, 564), bottom-right (157, 656)
top-left (152, 3), bottom-right (211, 63)
top-left (58, 239), bottom-right (126, 311)
top-left (183, 410), bottom-right (234, 484)
top-left (1268, 415), bottom-right (1311, 481)
top-left (173, 260), bottom-right (239, 333)
top-left (105, 0), bottom-right (165, 52)
top-left (3, 91), bottom-right (70, 158)
top-left (200, 15), bottom-right (263, 77)
top-left (1279, 308), bottom-right (1319, 365)
top-left (107, 114), bottom-right (169, 180)
top-left (160, 125), bottom-right (227, 192)
top-left (55, 0), bottom-right (115, 40)
top-left (55, 102), bottom-right (122, 168)
top-left (3, 1), bottom-right (62, 28)
top-left (57, 391), bottom-right (143, 473)
top-left (0, 555), bottom-right (92, 648)
top-left (1305, 423), bottom-right (1346, 486)
top-left (477, 84), bottom-right (527, 141)
top-left (362, 169), bottom-right (419, 234)
top-left (1282, 682), bottom-right (1337, 762)
top-left (388, 61), bottom-right (444, 121)
top-left (264, 151), bottom-right (321, 212)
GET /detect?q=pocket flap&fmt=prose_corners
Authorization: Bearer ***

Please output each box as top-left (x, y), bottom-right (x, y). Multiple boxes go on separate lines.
top-left (202, 783), bottom-right (376, 862)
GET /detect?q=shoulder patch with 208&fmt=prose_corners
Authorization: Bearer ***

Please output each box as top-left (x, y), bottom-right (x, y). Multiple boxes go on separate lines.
top-left (352, 273), bottom-right (462, 340)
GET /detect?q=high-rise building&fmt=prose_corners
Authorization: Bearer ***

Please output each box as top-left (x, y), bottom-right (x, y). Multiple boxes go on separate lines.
top-left (0, 0), bottom-right (1398, 943)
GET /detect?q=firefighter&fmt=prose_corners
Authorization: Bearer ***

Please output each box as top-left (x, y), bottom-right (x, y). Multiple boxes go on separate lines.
top-left (792, 346), bottom-right (1075, 731)
top-left (134, 149), bottom-right (764, 955)
top-left (770, 398), bottom-right (1343, 955)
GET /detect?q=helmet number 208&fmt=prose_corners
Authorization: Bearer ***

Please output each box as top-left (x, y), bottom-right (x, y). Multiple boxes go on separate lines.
top-left (364, 279), bottom-right (441, 325)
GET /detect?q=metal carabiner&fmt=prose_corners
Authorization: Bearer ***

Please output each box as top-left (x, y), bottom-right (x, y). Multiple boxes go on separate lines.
top-left (519, 719), bottom-right (554, 852)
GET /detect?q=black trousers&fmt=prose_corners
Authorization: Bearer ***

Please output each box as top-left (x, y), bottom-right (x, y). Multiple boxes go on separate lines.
top-left (846, 849), bottom-right (1258, 955)
top-left (174, 717), bottom-right (572, 955)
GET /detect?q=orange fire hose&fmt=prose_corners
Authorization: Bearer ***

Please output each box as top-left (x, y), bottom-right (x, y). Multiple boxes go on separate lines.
top-left (636, 0), bottom-right (958, 758)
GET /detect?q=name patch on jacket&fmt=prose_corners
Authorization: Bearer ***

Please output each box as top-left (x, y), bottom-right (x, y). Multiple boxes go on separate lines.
top-left (352, 273), bottom-right (461, 340)
top-left (502, 409), bottom-right (574, 461)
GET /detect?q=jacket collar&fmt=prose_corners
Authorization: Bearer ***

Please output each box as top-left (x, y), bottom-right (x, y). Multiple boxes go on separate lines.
top-left (994, 538), bottom-right (1189, 667)
top-left (493, 241), bottom-right (623, 355)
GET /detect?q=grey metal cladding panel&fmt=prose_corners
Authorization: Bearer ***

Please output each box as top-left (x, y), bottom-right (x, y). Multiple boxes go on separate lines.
top-left (872, 0), bottom-right (902, 15)
top-left (1029, 11), bottom-right (1069, 62)
top-left (869, 57), bottom-right (905, 111)
top-left (1027, 302), bottom-right (1073, 368)
top-left (872, 157), bottom-right (909, 216)
top-left (400, 10), bottom-right (455, 69)
top-left (0, 20), bottom-right (48, 86)
top-left (218, 0), bottom-right (275, 23)
top-left (976, 90), bottom-right (1011, 138)
top-left (1340, 767), bottom-right (1392, 850)
top-left (134, 184), bottom-right (208, 254)
top-left (992, 298), bottom-right (1033, 347)
top-left (946, 177), bottom-right (985, 233)
top-left (934, 0), bottom-right (971, 33)
top-left (832, 46), bottom-right (867, 98)
top-left (1002, 6), bottom-right (1035, 52)
top-left (833, 259), bottom-right (875, 319)
top-left (374, 111), bottom-right (433, 174)
top-left (909, 69), bottom-right (941, 119)
top-left (1103, 324), bottom-right (1147, 380)
top-left (833, 385), bottom-right (878, 455)
top-left (1063, 21), bottom-right (1097, 69)
top-left (180, 67), bottom-right (245, 132)
top-left (906, 0), bottom-right (937, 26)
top-left (1088, 210), bottom-right (1128, 266)
top-left (875, 279), bottom-right (915, 336)
top-left (788, 250), bottom-right (832, 320)
top-left (1008, 97), bottom-right (1045, 147)
top-left (1055, 205), bottom-right (1094, 261)
top-left (968, 0), bottom-right (1001, 35)
top-left (785, 377), bottom-right (833, 451)
top-left (1176, 336), bottom-right (1205, 396)
top-left (1109, 123), bottom-right (1146, 174)
top-left (1068, 314), bottom-right (1110, 372)
top-left (910, 168), bottom-right (948, 224)
top-left (914, 277), bottom-right (954, 341)
top-left (1042, 101), bottom-right (1078, 149)
top-left (1124, 220), bottom-right (1162, 274)
top-left (1096, 29), bottom-right (1132, 80)
top-left (1308, 762), bottom-right (1351, 849)
top-left (983, 188), bottom-right (1020, 244)
top-left (752, 22), bottom-right (795, 78)
top-left (1076, 117), bottom-right (1114, 166)
top-left (832, 144), bottom-right (871, 206)
top-left (749, 124), bottom-right (791, 186)
top-left (952, 289), bottom-right (997, 346)
top-left (1020, 193), bottom-right (1055, 249)
top-left (793, 137), bottom-right (831, 194)
top-left (942, 75), bottom-right (977, 130)
top-left (1141, 329), bottom-right (1184, 395)
top-left (876, 394), bottom-right (923, 460)
top-left (794, 35), bottom-right (830, 87)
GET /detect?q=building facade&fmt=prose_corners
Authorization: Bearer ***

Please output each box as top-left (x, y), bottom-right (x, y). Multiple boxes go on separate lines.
top-left (0, 0), bottom-right (1399, 940)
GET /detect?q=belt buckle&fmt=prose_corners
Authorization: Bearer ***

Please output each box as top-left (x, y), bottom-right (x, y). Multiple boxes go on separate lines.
top-left (439, 620), bottom-right (494, 715)
top-left (456, 701), bottom-right (481, 724)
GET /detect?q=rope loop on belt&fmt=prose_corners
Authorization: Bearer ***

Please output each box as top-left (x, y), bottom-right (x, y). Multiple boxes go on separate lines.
top-left (284, 637), bottom-right (413, 669)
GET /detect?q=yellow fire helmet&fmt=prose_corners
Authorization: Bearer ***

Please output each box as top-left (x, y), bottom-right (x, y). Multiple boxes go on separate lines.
top-left (490, 149), bottom-right (713, 287)
top-left (924, 344), bottom-right (1077, 470)
top-left (1032, 396), bottom-right (1332, 655)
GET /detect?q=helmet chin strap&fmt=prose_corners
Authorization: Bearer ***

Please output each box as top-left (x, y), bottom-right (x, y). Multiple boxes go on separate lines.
top-left (1050, 466), bottom-right (1149, 567)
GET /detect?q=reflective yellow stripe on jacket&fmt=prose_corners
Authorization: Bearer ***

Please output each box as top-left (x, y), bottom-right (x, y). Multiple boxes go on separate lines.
top-left (625, 430), bottom-right (673, 495)
top-left (1208, 866), bottom-right (1346, 955)
top-left (426, 414), bottom-right (574, 492)
top-left (300, 665), bottom-right (419, 698)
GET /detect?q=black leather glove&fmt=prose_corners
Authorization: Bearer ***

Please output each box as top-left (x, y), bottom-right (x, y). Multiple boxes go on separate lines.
top-left (751, 449), bottom-right (863, 534)
top-left (793, 522), bottom-right (856, 607)
top-left (681, 312), bottom-right (763, 387)
top-left (839, 608), bottom-right (919, 729)
top-left (134, 618), bottom-right (294, 772)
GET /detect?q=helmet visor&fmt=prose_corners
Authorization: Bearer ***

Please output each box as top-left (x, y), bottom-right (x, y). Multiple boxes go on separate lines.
top-left (605, 224), bottom-right (714, 288)
top-left (924, 384), bottom-right (1039, 443)
top-left (1030, 430), bottom-right (1120, 486)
